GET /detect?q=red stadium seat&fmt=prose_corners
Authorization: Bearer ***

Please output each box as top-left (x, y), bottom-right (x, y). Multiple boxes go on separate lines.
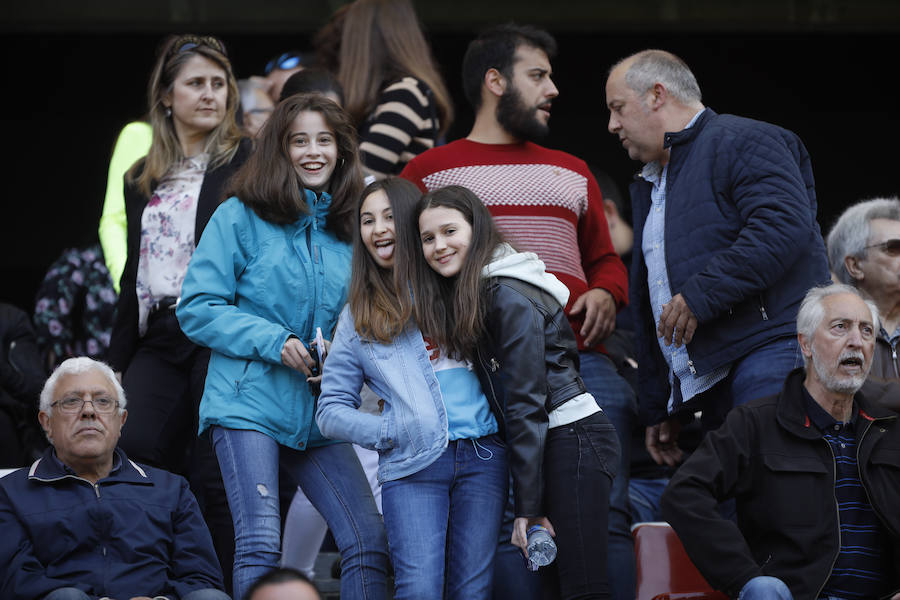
top-left (632, 521), bottom-right (729, 600)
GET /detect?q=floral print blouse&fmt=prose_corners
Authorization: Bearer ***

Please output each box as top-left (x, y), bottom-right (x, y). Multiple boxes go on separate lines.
top-left (135, 153), bottom-right (208, 335)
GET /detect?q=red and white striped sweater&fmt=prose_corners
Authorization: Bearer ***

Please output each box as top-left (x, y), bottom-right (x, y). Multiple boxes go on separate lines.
top-left (401, 138), bottom-right (627, 351)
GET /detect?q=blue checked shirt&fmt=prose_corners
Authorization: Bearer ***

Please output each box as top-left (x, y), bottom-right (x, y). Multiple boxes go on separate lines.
top-left (640, 108), bottom-right (729, 414)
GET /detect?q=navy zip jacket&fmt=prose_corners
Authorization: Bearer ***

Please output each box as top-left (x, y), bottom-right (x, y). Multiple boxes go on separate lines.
top-left (629, 108), bottom-right (831, 425)
top-left (0, 447), bottom-right (224, 599)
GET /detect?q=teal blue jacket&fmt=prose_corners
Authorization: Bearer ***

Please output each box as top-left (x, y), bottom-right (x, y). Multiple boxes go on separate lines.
top-left (177, 191), bottom-right (352, 449)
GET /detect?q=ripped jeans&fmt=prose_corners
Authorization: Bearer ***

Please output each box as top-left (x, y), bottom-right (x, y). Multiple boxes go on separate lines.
top-left (211, 427), bottom-right (388, 600)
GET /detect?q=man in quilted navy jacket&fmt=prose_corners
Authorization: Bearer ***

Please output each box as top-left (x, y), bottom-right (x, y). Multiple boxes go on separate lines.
top-left (605, 49), bottom-right (831, 466)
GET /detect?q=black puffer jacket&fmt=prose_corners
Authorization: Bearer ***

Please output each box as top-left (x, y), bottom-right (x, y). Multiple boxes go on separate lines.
top-left (475, 276), bottom-right (587, 517)
top-left (661, 369), bottom-right (900, 599)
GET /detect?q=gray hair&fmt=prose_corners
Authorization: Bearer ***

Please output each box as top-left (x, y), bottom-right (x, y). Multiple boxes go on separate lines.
top-left (826, 197), bottom-right (900, 285)
top-left (612, 49), bottom-right (702, 107)
top-left (39, 357), bottom-right (127, 416)
top-left (796, 284), bottom-right (879, 368)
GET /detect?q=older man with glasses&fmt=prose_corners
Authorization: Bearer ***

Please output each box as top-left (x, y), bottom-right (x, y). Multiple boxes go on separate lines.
top-left (827, 197), bottom-right (900, 406)
top-left (0, 357), bottom-right (228, 600)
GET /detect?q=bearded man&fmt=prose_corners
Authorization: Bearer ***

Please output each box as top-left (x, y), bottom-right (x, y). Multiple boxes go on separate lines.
top-left (661, 284), bottom-right (900, 600)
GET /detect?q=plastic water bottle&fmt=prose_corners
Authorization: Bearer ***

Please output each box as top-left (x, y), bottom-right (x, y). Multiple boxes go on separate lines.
top-left (525, 525), bottom-right (557, 570)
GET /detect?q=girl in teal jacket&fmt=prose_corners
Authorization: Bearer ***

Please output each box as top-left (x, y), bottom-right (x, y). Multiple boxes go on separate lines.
top-left (177, 94), bottom-right (388, 600)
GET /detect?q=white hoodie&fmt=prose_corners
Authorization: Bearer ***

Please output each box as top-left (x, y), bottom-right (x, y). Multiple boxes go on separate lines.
top-left (480, 243), bottom-right (599, 428)
top-left (481, 243), bottom-right (570, 308)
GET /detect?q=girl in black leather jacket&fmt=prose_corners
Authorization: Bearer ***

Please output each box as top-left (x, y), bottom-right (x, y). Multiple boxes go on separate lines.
top-left (410, 185), bottom-right (621, 599)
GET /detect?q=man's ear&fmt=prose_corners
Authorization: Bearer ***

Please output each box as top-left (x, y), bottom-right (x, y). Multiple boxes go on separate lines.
top-left (798, 332), bottom-right (812, 362)
top-left (844, 255), bottom-right (865, 282)
top-left (484, 68), bottom-right (506, 99)
top-left (38, 411), bottom-right (52, 442)
top-left (646, 82), bottom-right (668, 110)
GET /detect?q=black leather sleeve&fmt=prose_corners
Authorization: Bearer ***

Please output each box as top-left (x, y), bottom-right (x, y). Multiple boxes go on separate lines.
top-left (485, 282), bottom-right (550, 517)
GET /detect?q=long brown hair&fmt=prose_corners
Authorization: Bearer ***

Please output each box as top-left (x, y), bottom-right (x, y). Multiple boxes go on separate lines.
top-left (129, 34), bottom-right (242, 197)
top-left (348, 178), bottom-right (422, 341)
top-left (226, 94), bottom-right (362, 240)
top-left (409, 186), bottom-right (504, 360)
top-left (335, 0), bottom-right (453, 135)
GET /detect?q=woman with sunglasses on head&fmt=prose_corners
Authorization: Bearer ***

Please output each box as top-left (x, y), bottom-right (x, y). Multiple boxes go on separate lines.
top-left (317, 178), bottom-right (508, 600)
top-left (107, 33), bottom-right (250, 586)
top-left (331, 0), bottom-right (453, 180)
top-left (412, 185), bottom-right (621, 599)
top-left (263, 50), bottom-right (311, 102)
top-left (177, 94), bottom-right (388, 600)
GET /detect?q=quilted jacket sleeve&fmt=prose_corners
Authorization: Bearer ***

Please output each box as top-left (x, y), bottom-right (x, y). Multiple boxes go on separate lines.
top-left (679, 122), bottom-right (820, 323)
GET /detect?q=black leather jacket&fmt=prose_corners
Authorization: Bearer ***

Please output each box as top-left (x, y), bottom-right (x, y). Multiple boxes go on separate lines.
top-left (662, 369), bottom-right (900, 599)
top-left (475, 276), bottom-right (587, 517)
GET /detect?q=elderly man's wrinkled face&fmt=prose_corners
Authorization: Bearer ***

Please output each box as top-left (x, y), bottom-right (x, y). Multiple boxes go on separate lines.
top-left (38, 369), bottom-right (126, 467)
top-left (805, 293), bottom-right (876, 395)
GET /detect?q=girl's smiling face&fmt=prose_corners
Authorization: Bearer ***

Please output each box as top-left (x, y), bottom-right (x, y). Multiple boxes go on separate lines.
top-left (360, 190), bottom-right (395, 269)
top-left (288, 110), bottom-right (337, 191)
top-left (418, 206), bottom-right (473, 278)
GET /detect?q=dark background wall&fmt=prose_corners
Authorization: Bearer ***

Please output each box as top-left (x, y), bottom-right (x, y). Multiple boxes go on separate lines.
top-left (2, 1), bottom-right (899, 312)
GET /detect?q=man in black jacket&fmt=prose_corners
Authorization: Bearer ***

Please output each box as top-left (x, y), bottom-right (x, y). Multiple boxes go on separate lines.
top-left (661, 284), bottom-right (900, 599)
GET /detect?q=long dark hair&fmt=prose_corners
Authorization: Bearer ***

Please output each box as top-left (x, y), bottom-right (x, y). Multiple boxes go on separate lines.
top-left (335, 0), bottom-right (453, 135)
top-left (410, 185), bottom-right (504, 359)
top-left (348, 178), bottom-right (422, 342)
top-left (226, 93), bottom-right (362, 240)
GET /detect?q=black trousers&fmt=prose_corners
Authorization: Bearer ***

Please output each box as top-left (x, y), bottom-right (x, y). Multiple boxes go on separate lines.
top-left (118, 310), bottom-right (234, 592)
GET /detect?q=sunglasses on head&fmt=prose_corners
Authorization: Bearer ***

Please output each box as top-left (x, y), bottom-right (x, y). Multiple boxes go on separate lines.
top-left (864, 238), bottom-right (900, 256)
top-left (170, 35), bottom-right (227, 58)
top-left (265, 52), bottom-right (303, 75)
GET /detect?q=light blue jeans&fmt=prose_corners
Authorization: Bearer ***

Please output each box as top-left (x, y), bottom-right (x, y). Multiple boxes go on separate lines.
top-left (738, 576), bottom-right (793, 600)
top-left (212, 426), bottom-right (388, 600)
top-left (382, 436), bottom-right (508, 600)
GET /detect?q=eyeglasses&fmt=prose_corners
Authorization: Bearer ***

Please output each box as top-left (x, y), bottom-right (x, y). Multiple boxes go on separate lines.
top-left (265, 52), bottom-right (304, 75)
top-left (169, 35), bottom-right (227, 59)
top-left (864, 238), bottom-right (900, 256)
top-left (51, 397), bottom-right (119, 414)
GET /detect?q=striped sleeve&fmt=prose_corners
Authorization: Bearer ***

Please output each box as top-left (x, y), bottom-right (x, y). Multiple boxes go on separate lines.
top-left (360, 77), bottom-right (437, 179)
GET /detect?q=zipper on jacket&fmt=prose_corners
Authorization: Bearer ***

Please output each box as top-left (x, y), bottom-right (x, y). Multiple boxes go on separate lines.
top-left (855, 417), bottom-right (895, 538)
top-left (759, 297), bottom-right (769, 321)
top-left (476, 349), bottom-right (504, 429)
top-left (892, 341), bottom-right (899, 379)
top-left (815, 440), bottom-right (841, 599)
top-left (687, 359), bottom-right (696, 375)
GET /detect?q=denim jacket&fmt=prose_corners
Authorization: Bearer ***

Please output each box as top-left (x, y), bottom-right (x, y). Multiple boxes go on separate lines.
top-left (317, 306), bottom-right (449, 483)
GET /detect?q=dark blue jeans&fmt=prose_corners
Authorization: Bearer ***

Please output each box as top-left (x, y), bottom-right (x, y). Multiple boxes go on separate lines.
top-left (382, 436), bottom-right (508, 600)
top-left (578, 351), bottom-right (636, 600)
top-left (627, 477), bottom-right (669, 523)
top-left (698, 335), bottom-right (801, 432)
